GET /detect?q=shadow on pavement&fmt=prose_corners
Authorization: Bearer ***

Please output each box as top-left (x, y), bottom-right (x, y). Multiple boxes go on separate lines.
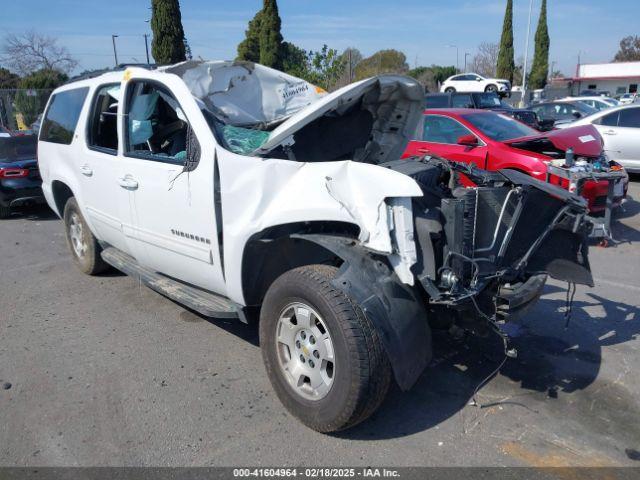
top-left (7, 204), bottom-right (58, 221)
top-left (338, 283), bottom-right (640, 440)
top-left (611, 193), bottom-right (640, 243)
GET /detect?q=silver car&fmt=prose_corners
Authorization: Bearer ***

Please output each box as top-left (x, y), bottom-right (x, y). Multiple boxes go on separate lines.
top-left (558, 104), bottom-right (640, 173)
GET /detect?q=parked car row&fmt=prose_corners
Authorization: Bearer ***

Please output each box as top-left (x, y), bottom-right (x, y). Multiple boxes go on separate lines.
top-left (402, 108), bottom-right (628, 213)
top-left (531, 100), bottom-right (599, 126)
top-left (425, 91), bottom-right (551, 130)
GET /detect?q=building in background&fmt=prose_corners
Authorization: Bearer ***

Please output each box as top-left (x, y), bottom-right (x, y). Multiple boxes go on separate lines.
top-left (571, 61), bottom-right (640, 96)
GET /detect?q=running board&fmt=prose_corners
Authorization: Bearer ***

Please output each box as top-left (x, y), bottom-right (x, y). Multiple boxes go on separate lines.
top-left (101, 247), bottom-right (239, 319)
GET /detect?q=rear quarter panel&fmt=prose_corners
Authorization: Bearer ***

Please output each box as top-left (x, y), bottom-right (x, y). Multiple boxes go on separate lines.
top-left (38, 85), bottom-right (94, 220)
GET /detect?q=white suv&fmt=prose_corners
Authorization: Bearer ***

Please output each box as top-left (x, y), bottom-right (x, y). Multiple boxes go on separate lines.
top-left (38, 61), bottom-right (593, 432)
top-left (440, 73), bottom-right (511, 95)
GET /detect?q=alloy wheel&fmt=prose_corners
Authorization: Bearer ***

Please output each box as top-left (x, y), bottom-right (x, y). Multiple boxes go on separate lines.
top-left (275, 302), bottom-right (335, 401)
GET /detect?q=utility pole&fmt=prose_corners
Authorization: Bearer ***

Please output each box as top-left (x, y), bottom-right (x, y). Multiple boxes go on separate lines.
top-left (111, 35), bottom-right (119, 67)
top-left (520, 0), bottom-right (534, 107)
top-left (464, 53), bottom-right (471, 73)
top-left (144, 34), bottom-right (150, 64)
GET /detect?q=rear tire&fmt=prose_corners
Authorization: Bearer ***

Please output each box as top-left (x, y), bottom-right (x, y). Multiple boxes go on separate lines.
top-left (260, 265), bottom-right (392, 433)
top-left (444, 87), bottom-right (456, 93)
top-left (0, 205), bottom-right (11, 219)
top-left (63, 197), bottom-right (108, 275)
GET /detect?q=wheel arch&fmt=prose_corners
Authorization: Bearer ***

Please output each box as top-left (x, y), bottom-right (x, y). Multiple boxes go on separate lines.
top-left (240, 222), bottom-right (360, 308)
top-left (245, 230), bottom-right (433, 391)
top-left (51, 180), bottom-right (75, 218)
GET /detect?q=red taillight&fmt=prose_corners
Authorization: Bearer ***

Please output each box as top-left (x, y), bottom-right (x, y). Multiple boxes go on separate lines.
top-left (0, 168), bottom-right (30, 178)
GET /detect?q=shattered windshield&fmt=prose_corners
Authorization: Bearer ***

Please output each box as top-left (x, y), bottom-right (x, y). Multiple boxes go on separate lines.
top-left (462, 112), bottom-right (538, 141)
top-left (220, 125), bottom-right (270, 155)
top-left (202, 108), bottom-right (270, 155)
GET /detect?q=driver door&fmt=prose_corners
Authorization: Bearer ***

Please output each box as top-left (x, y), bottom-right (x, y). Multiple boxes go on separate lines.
top-left (407, 114), bottom-right (488, 171)
top-left (116, 79), bottom-right (226, 294)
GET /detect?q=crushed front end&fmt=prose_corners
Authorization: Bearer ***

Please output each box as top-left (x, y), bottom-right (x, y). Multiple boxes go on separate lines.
top-left (385, 157), bottom-right (593, 334)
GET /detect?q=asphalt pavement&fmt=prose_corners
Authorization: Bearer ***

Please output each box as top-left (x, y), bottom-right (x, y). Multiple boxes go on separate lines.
top-left (1, 181), bottom-right (639, 467)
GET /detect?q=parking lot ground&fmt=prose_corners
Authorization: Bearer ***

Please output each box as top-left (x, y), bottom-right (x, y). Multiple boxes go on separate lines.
top-left (1, 180), bottom-right (639, 467)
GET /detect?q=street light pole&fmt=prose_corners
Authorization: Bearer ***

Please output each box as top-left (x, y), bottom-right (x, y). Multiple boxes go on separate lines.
top-left (144, 34), bottom-right (150, 64)
top-left (464, 53), bottom-right (471, 73)
top-left (520, 0), bottom-right (534, 107)
top-left (111, 35), bottom-right (119, 67)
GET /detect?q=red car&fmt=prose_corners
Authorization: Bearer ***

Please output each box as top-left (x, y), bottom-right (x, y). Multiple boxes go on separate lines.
top-left (403, 109), bottom-right (628, 212)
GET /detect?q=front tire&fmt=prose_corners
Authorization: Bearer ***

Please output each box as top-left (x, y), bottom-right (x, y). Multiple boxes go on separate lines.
top-left (485, 84), bottom-right (498, 93)
top-left (63, 197), bottom-right (108, 275)
top-left (260, 265), bottom-right (391, 433)
top-left (444, 87), bottom-right (456, 93)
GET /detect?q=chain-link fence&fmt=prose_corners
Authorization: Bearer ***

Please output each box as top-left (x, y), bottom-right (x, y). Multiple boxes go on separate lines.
top-left (0, 89), bottom-right (53, 132)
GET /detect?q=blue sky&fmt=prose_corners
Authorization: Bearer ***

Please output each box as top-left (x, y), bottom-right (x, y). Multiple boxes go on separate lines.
top-left (2, 0), bottom-right (637, 75)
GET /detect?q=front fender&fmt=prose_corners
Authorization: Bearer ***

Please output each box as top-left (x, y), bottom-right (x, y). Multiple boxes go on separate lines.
top-left (293, 233), bottom-right (432, 391)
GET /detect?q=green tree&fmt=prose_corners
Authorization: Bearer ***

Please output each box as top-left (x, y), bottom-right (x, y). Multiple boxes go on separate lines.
top-left (281, 42), bottom-right (308, 78)
top-left (496, 0), bottom-right (515, 83)
top-left (237, 10), bottom-right (263, 62)
top-left (14, 69), bottom-right (67, 125)
top-left (150, 0), bottom-right (187, 65)
top-left (354, 50), bottom-right (409, 80)
top-left (613, 36), bottom-right (640, 62)
top-left (184, 37), bottom-right (193, 61)
top-left (0, 67), bottom-right (20, 89)
top-left (281, 43), bottom-right (347, 91)
top-left (306, 45), bottom-right (346, 91)
top-left (258, 0), bottom-right (284, 68)
top-left (408, 65), bottom-right (456, 92)
top-left (529, 0), bottom-right (550, 89)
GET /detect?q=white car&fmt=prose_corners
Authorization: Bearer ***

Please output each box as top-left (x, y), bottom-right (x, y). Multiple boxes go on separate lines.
top-left (37, 61), bottom-right (594, 432)
top-left (557, 104), bottom-right (640, 173)
top-left (618, 93), bottom-right (638, 105)
top-left (440, 73), bottom-right (511, 95)
top-left (563, 96), bottom-right (618, 111)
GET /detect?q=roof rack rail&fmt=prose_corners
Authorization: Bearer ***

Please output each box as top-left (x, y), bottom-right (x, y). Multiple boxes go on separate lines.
top-left (66, 64), bottom-right (157, 84)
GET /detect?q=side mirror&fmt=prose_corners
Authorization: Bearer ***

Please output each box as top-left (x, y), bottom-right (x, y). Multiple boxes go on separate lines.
top-left (572, 111), bottom-right (582, 119)
top-left (476, 78), bottom-right (482, 81)
top-left (184, 124), bottom-right (201, 172)
top-left (458, 134), bottom-right (479, 146)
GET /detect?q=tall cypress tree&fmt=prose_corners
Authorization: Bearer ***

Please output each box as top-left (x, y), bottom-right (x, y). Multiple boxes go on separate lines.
top-left (151, 0), bottom-right (187, 65)
top-left (529, 0), bottom-right (550, 89)
top-left (496, 0), bottom-right (515, 83)
top-left (237, 10), bottom-right (262, 62)
top-left (258, 0), bottom-right (284, 69)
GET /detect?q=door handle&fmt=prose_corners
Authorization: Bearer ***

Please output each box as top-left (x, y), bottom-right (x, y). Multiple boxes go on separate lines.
top-left (417, 148), bottom-right (431, 154)
top-left (603, 130), bottom-right (617, 136)
top-left (79, 164), bottom-right (93, 176)
top-left (118, 175), bottom-right (139, 190)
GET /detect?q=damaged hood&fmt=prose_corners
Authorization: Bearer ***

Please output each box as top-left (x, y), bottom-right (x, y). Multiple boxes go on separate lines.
top-left (253, 75), bottom-right (425, 164)
top-left (504, 125), bottom-right (604, 157)
top-left (163, 60), bottom-right (328, 127)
